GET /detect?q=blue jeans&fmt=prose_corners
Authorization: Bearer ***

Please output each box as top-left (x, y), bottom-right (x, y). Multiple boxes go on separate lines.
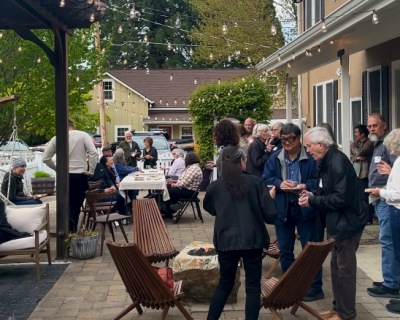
top-left (389, 205), bottom-right (400, 289)
top-left (274, 205), bottom-right (323, 291)
top-left (14, 199), bottom-right (43, 205)
top-left (375, 200), bottom-right (399, 289)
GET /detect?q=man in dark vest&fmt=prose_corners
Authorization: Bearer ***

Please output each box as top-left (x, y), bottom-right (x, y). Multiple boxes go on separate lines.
top-left (118, 130), bottom-right (141, 167)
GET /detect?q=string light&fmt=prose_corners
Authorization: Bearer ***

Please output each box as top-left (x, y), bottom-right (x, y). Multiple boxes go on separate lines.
top-left (118, 25), bottom-right (123, 33)
top-left (271, 23), bottom-right (277, 36)
top-left (76, 76), bottom-right (80, 81)
top-left (194, 79), bottom-right (197, 84)
top-left (318, 45), bottom-right (321, 53)
top-left (129, 4), bottom-right (136, 19)
top-left (321, 19), bottom-right (327, 33)
top-left (166, 102), bottom-right (169, 107)
top-left (189, 47), bottom-right (193, 55)
top-left (292, 52), bottom-right (295, 60)
top-left (167, 42), bottom-right (172, 50)
top-left (89, 13), bottom-right (95, 22)
top-left (222, 21), bottom-right (228, 35)
top-left (183, 100), bottom-right (186, 105)
top-left (59, 0), bottom-right (65, 7)
top-left (228, 55), bottom-right (232, 62)
top-left (218, 78), bottom-right (221, 85)
top-left (0, 59), bottom-right (2, 64)
top-left (170, 73), bottom-right (173, 81)
top-left (175, 13), bottom-right (181, 28)
top-left (146, 68), bottom-right (149, 74)
top-left (123, 59), bottom-right (127, 64)
top-left (174, 99), bottom-right (177, 105)
top-left (18, 46), bottom-right (22, 52)
top-left (159, 98), bottom-right (162, 104)
top-left (287, 62), bottom-right (291, 68)
top-left (247, 57), bottom-right (252, 63)
top-left (209, 52), bottom-right (214, 60)
top-left (277, 54), bottom-right (281, 62)
top-left (330, 41), bottom-right (334, 45)
top-left (0, 33), bottom-right (2, 38)
top-left (101, 48), bottom-right (105, 54)
top-left (37, 57), bottom-right (41, 63)
top-left (82, 34), bottom-right (86, 40)
top-left (372, 10), bottom-right (379, 24)
top-left (144, 35), bottom-right (148, 42)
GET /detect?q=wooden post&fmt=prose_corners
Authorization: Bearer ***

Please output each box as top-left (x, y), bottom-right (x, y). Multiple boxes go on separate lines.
top-left (54, 28), bottom-right (69, 260)
top-left (95, 22), bottom-right (107, 146)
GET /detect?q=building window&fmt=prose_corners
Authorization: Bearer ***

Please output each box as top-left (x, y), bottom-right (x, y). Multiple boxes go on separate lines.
top-left (367, 67), bottom-right (382, 114)
top-left (267, 76), bottom-right (279, 95)
top-left (180, 126), bottom-right (193, 139)
top-left (103, 80), bottom-right (114, 101)
top-left (304, 0), bottom-right (322, 31)
top-left (315, 81), bottom-right (334, 128)
top-left (336, 100), bottom-right (342, 146)
top-left (115, 126), bottom-right (130, 142)
top-left (351, 98), bottom-right (363, 137)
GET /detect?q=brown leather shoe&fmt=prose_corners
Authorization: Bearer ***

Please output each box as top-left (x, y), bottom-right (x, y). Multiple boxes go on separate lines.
top-left (319, 310), bottom-right (337, 319)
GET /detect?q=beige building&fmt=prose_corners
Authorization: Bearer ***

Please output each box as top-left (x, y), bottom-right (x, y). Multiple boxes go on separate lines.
top-left (257, 0), bottom-right (400, 156)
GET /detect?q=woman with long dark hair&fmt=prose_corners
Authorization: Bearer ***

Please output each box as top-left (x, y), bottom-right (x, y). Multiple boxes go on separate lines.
top-left (203, 146), bottom-right (277, 320)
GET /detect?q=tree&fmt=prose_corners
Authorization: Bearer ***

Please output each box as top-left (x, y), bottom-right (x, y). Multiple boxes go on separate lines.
top-left (100, 0), bottom-right (198, 69)
top-left (188, 75), bottom-right (273, 163)
top-left (0, 27), bottom-right (107, 144)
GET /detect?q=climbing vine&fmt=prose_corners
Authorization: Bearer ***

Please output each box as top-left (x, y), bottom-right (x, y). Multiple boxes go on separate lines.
top-left (188, 75), bottom-right (273, 164)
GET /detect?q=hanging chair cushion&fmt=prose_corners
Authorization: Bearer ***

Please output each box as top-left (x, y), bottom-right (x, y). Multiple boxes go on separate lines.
top-left (5, 205), bottom-right (46, 233)
top-left (0, 230), bottom-right (47, 251)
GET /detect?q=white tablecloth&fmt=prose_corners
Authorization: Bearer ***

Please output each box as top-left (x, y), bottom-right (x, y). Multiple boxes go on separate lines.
top-left (119, 174), bottom-right (170, 201)
top-left (134, 169), bottom-right (165, 176)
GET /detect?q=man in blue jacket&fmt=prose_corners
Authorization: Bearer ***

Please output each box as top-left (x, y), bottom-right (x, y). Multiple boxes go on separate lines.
top-left (263, 123), bottom-right (323, 301)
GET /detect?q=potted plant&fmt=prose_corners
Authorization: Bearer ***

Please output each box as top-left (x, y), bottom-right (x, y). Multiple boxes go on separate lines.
top-left (65, 228), bottom-right (99, 259)
top-left (31, 171), bottom-right (55, 195)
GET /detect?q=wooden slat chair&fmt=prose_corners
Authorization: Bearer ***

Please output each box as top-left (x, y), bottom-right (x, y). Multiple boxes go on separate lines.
top-left (133, 199), bottom-right (179, 266)
top-left (260, 239), bottom-right (334, 320)
top-left (106, 240), bottom-right (193, 320)
top-left (86, 191), bottom-right (129, 256)
top-left (173, 185), bottom-right (203, 224)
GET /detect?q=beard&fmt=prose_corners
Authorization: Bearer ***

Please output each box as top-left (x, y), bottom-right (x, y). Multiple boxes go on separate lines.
top-left (369, 133), bottom-right (379, 142)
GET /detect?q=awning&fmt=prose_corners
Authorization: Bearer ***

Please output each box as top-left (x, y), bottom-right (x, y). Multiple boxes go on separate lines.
top-left (256, 0), bottom-right (400, 76)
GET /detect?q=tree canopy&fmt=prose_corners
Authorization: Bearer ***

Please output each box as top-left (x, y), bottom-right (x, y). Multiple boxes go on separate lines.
top-left (0, 28), bottom-right (107, 144)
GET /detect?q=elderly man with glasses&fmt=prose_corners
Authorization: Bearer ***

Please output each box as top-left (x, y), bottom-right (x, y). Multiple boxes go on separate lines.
top-left (263, 123), bottom-right (323, 302)
top-left (168, 149), bottom-right (185, 178)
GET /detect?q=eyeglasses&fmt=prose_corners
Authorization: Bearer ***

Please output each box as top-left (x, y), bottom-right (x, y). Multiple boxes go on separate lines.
top-left (281, 136), bottom-right (297, 144)
top-left (367, 124), bottom-right (379, 129)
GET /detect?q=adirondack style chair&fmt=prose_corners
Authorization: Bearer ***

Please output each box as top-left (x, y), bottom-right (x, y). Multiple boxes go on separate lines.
top-left (106, 240), bottom-right (193, 320)
top-left (133, 198), bottom-right (179, 265)
top-left (261, 238), bottom-right (334, 320)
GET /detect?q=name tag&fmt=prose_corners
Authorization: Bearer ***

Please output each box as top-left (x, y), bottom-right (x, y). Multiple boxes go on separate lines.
top-left (273, 147), bottom-right (277, 151)
top-left (319, 179), bottom-right (323, 188)
top-left (374, 156), bottom-right (381, 164)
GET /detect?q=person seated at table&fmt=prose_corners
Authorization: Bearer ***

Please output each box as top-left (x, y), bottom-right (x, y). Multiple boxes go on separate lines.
top-left (166, 148), bottom-right (185, 178)
top-left (113, 148), bottom-right (139, 201)
top-left (90, 156), bottom-right (126, 214)
top-left (164, 152), bottom-right (203, 220)
top-left (1, 158), bottom-right (42, 205)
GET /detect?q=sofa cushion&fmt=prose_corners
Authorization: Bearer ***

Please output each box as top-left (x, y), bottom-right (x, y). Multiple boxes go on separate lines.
top-left (0, 230), bottom-right (47, 251)
top-left (5, 205), bottom-right (46, 233)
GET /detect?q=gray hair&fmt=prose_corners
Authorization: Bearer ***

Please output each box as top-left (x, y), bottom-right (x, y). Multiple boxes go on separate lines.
top-left (113, 148), bottom-right (126, 166)
top-left (384, 129), bottom-right (400, 155)
top-left (273, 122), bottom-right (284, 131)
top-left (252, 123), bottom-right (269, 137)
top-left (304, 127), bottom-right (335, 147)
top-left (173, 148), bottom-right (185, 158)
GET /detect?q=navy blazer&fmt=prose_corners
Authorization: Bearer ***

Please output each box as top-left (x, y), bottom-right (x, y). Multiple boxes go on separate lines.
top-left (262, 146), bottom-right (318, 221)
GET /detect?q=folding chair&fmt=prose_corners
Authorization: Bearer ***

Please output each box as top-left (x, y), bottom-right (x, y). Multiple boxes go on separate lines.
top-left (173, 185), bottom-right (203, 224)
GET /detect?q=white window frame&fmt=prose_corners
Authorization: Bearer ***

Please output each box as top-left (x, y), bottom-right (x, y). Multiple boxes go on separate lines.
top-left (350, 97), bottom-right (363, 138)
top-left (315, 79), bottom-right (334, 125)
top-left (157, 125), bottom-right (173, 138)
top-left (304, 0), bottom-right (322, 31)
top-left (179, 125), bottom-right (194, 139)
top-left (367, 65), bottom-right (382, 114)
top-left (391, 60), bottom-right (400, 129)
top-left (103, 79), bottom-right (115, 102)
top-left (115, 125), bottom-right (131, 142)
top-left (336, 99), bottom-right (342, 147)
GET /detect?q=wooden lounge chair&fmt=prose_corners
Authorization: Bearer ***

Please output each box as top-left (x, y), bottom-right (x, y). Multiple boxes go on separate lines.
top-left (133, 199), bottom-right (179, 265)
top-left (261, 238), bottom-right (334, 320)
top-left (105, 240), bottom-right (193, 320)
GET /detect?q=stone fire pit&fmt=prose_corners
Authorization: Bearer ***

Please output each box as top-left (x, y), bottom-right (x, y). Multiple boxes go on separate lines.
top-left (173, 241), bottom-right (241, 304)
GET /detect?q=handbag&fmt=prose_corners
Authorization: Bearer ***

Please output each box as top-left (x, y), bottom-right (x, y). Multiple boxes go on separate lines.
top-left (154, 267), bottom-right (174, 292)
top-left (353, 161), bottom-right (361, 177)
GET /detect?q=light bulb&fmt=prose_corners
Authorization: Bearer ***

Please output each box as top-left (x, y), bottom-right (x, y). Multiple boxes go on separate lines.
top-left (292, 52), bottom-right (295, 60)
top-left (82, 34), bottom-right (86, 40)
top-left (167, 42), bottom-right (172, 50)
top-left (59, 0), bottom-right (65, 7)
top-left (76, 76), bottom-right (79, 81)
top-left (174, 99), bottom-right (177, 105)
top-left (183, 100), bottom-right (186, 105)
top-left (118, 25), bottom-right (123, 33)
top-left (194, 79), bottom-right (197, 84)
top-left (321, 19), bottom-right (327, 33)
top-left (330, 40), bottom-right (334, 45)
top-left (228, 55), bottom-right (232, 62)
top-left (189, 47), bottom-right (193, 55)
top-left (89, 13), bottom-right (95, 22)
top-left (305, 49), bottom-right (309, 57)
top-left (170, 74), bottom-right (173, 81)
top-left (130, 5), bottom-right (136, 19)
top-left (123, 59), bottom-right (127, 64)
top-left (0, 33), bottom-right (2, 38)
top-left (0, 59), bottom-right (2, 64)
top-left (247, 57), bottom-right (251, 63)
top-left (222, 21), bottom-right (228, 35)
top-left (318, 45), bottom-right (321, 53)
top-left (209, 52), bottom-right (214, 60)
top-left (144, 35), bottom-right (148, 42)
top-left (146, 68), bottom-right (149, 74)
top-left (155, 117), bottom-right (158, 120)
top-left (106, 103), bottom-right (108, 108)
top-left (271, 23), bottom-right (277, 36)
top-left (160, 98), bottom-right (162, 104)
top-left (101, 48), bottom-right (105, 54)
top-left (372, 10), bottom-right (379, 24)
top-left (18, 46), bottom-right (22, 52)
top-left (277, 54), bottom-right (281, 62)
top-left (308, 50), bottom-right (312, 57)
top-left (175, 13), bottom-right (181, 28)
top-left (37, 57), bottom-right (41, 63)
top-left (218, 78), bottom-right (221, 85)
top-left (87, 0), bottom-right (94, 3)
top-left (287, 62), bottom-right (291, 69)
top-left (166, 102), bottom-right (169, 107)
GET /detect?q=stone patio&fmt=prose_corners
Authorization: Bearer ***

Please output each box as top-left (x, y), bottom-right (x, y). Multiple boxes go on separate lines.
top-left (3, 194), bottom-right (399, 320)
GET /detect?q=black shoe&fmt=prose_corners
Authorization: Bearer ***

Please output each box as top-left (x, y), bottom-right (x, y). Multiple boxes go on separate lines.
top-left (373, 281), bottom-right (383, 288)
top-left (367, 285), bottom-right (399, 298)
top-left (389, 299), bottom-right (400, 305)
top-left (387, 303), bottom-right (400, 314)
top-left (302, 288), bottom-right (324, 302)
top-left (170, 204), bottom-right (184, 212)
top-left (143, 194), bottom-right (151, 198)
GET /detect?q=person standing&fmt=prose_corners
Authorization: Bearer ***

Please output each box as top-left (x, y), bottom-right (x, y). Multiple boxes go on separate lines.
top-left (118, 131), bottom-right (141, 168)
top-left (299, 127), bottom-right (368, 320)
top-left (350, 125), bottom-right (374, 223)
top-left (43, 120), bottom-right (98, 233)
top-left (204, 146), bottom-right (277, 320)
top-left (246, 124), bottom-right (271, 177)
top-left (267, 122), bottom-right (283, 156)
top-left (142, 137), bottom-right (158, 168)
top-left (263, 123), bottom-right (323, 302)
top-left (365, 113), bottom-right (399, 298)
top-left (244, 118), bottom-right (256, 144)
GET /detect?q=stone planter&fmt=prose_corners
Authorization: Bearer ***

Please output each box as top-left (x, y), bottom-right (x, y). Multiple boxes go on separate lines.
top-left (70, 235), bottom-right (99, 259)
top-left (31, 177), bottom-right (55, 195)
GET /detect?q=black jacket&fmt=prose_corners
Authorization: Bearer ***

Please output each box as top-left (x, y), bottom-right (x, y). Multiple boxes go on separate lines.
top-left (90, 163), bottom-right (116, 192)
top-left (118, 140), bottom-right (141, 167)
top-left (203, 172), bottom-right (277, 252)
top-left (309, 148), bottom-right (368, 240)
top-left (143, 146), bottom-right (158, 168)
top-left (246, 138), bottom-right (270, 177)
top-left (268, 138), bottom-right (283, 156)
top-left (0, 200), bottom-right (31, 245)
top-left (1, 172), bottom-right (28, 202)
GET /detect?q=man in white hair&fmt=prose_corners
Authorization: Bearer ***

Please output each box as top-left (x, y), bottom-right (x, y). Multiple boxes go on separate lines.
top-left (299, 127), bottom-right (369, 320)
top-left (244, 118), bottom-right (256, 144)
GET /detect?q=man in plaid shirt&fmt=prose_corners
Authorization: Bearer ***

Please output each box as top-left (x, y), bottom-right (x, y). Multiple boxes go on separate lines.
top-left (164, 152), bottom-right (203, 219)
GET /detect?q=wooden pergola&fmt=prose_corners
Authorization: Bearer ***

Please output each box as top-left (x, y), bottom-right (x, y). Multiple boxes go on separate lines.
top-left (0, 0), bottom-right (105, 259)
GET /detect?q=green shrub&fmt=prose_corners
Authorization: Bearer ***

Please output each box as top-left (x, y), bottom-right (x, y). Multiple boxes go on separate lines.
top-left (33, 171), bottom-right (52, 178)
top-left (65, 228), bottom-right (98, 247)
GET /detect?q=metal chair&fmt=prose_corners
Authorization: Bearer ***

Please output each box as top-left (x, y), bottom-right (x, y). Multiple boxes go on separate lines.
top-left (173, 185), bottom-right (203, 224)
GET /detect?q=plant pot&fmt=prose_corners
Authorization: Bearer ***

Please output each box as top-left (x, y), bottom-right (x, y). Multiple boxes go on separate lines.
top-left (70, 235), bottom-right (99, 259)
top-left (200, 169), bottom-right (213, 191)
top-left (31, 177), bottom-right (55, 195)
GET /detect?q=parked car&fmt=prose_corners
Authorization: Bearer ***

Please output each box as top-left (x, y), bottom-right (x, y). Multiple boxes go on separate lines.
top-left (131, 129), bottom-right (170, 140)
top-left (91, 134), bottom-right (102, 148)
top-left (168, 138), bottom-right (195, 152)
top-left (0, 139), bottom-right (33, 154)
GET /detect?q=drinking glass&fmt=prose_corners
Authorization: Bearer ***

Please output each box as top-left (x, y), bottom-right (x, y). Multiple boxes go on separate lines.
top-left (146, 165), bottom-right (151, 169)
top-left (291, 180), bottom-right (299, 188)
